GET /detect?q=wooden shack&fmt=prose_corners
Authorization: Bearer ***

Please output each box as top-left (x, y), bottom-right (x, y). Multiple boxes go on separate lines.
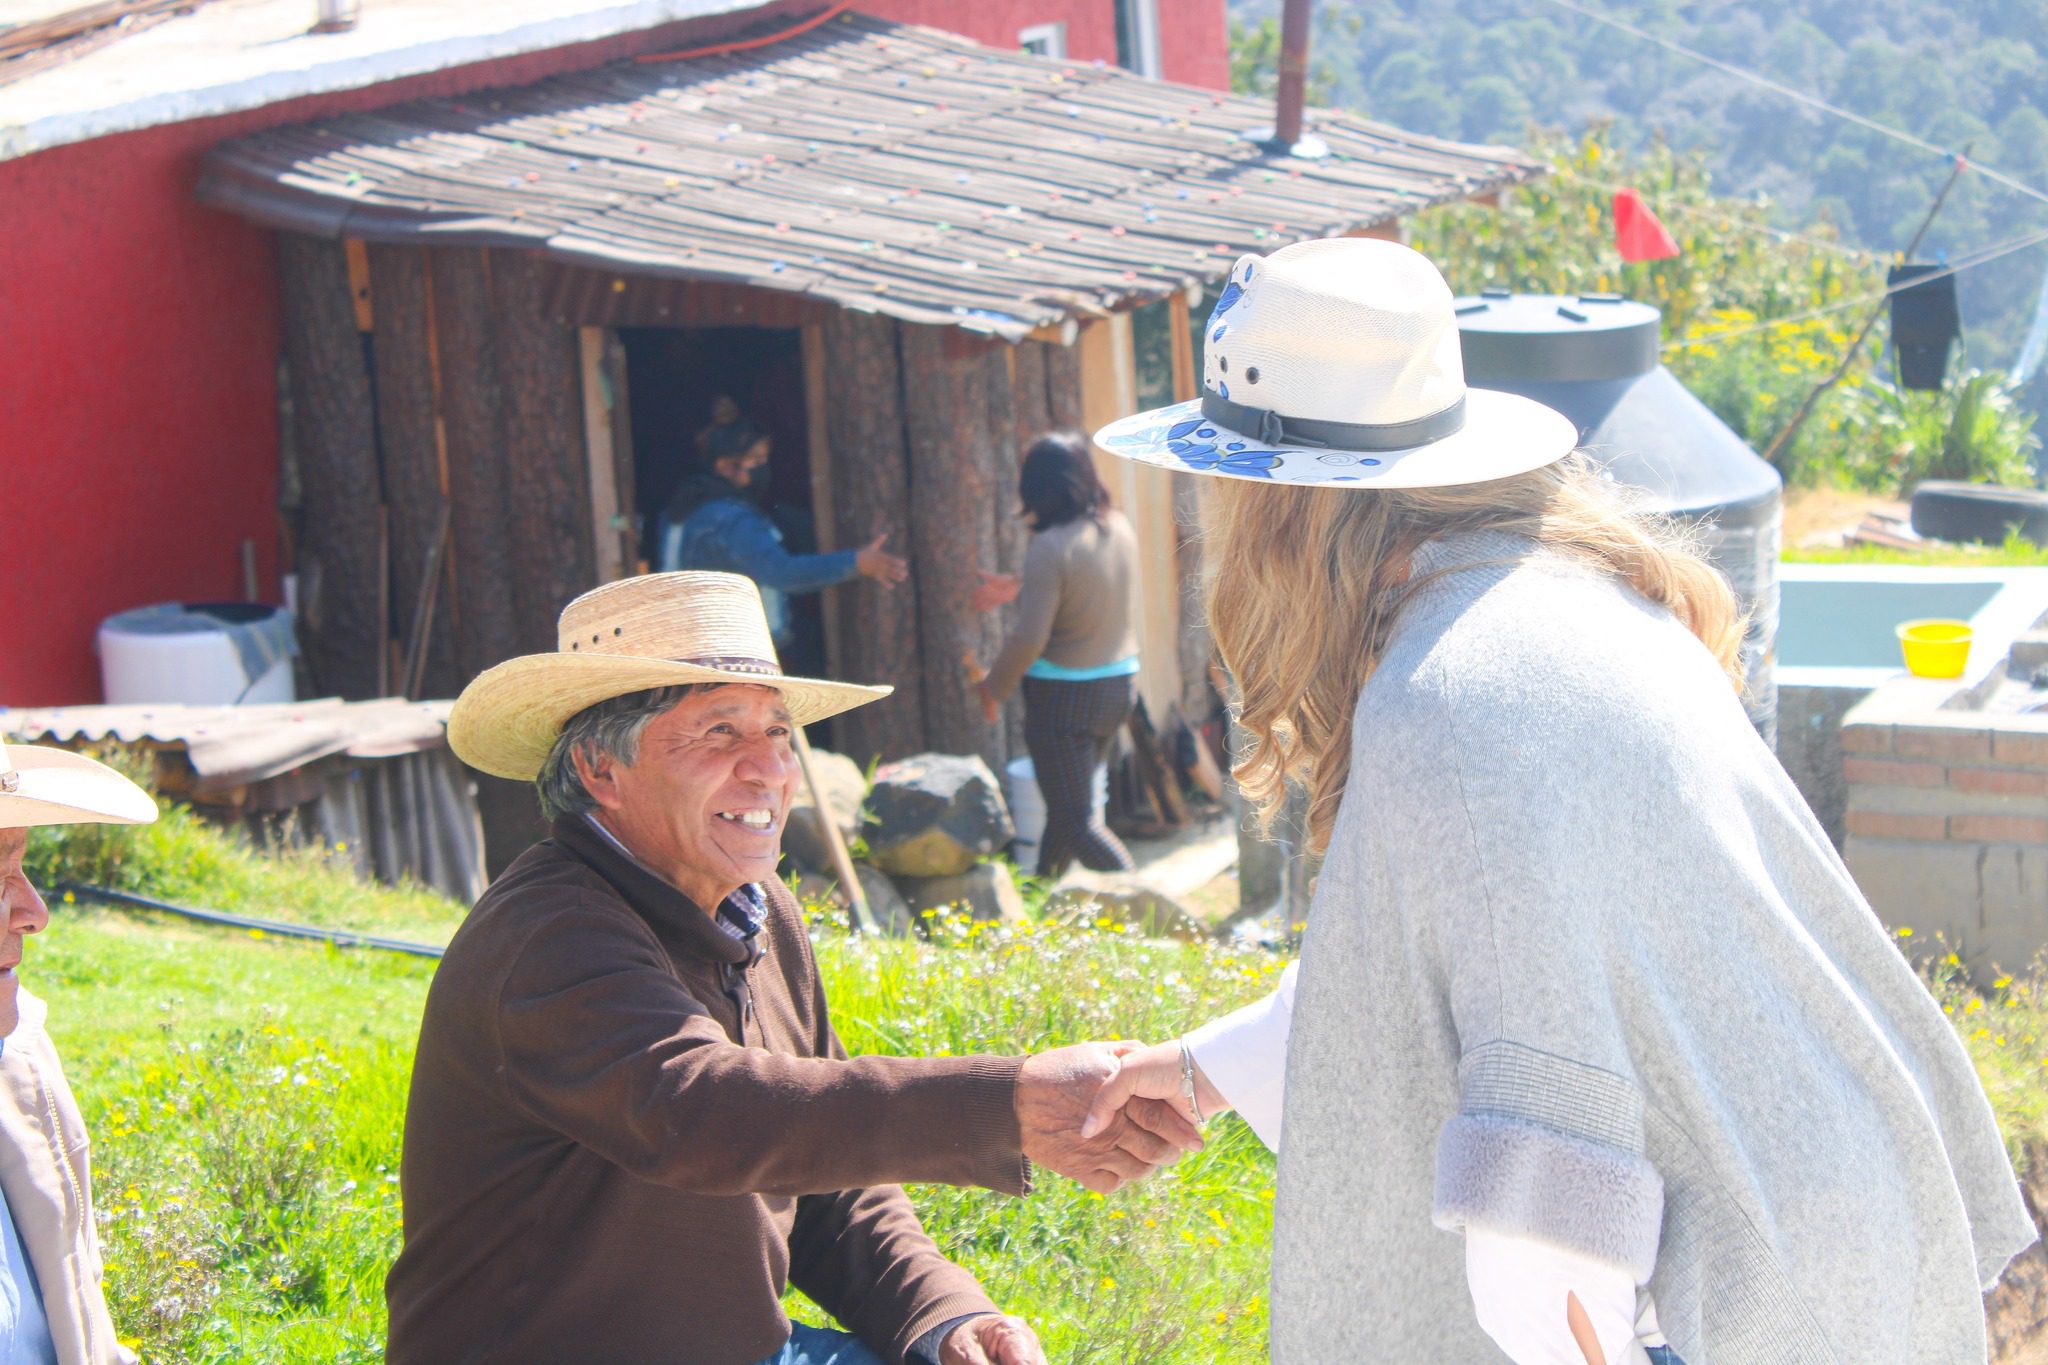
top-left (196, 9), bottom-right (1538, 858)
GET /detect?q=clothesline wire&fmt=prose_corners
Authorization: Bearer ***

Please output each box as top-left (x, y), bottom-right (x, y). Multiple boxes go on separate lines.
top-left (1548, 167), bottom-right (1882, 263)
top-left (1528, 0), bottom-right (2048, 211)
top-left (1663, 222), bottom-right (2048, 355)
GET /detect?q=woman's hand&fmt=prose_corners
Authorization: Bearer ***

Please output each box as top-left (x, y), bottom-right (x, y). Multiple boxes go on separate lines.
top-left (970, 571), bottom-right (1020, 612)
top-left (1079, 1039), bottom-right (1226, 1138)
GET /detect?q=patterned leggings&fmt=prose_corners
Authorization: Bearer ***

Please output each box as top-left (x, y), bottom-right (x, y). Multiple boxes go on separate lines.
top-left (1022, 675), bottom-right (1136, 879)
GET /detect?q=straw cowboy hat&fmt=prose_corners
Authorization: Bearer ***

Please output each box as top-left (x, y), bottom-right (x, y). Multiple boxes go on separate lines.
top-left (1094, 237), bottom-right (1578, 488)
top-left (0, 745), bottom-right (158, 829)
top-left (448, 571), bottom-right (891, 782)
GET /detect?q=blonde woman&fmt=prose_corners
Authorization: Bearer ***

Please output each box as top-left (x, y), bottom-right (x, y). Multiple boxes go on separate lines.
top-left (1079, 239), bottom-right (2034, 1364)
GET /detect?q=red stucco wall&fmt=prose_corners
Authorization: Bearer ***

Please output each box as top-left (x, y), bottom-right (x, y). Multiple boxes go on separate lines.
top-left (854, 0), bottom-right (1227, 89)
top-left (0, 0), bottom-right (1225, 705)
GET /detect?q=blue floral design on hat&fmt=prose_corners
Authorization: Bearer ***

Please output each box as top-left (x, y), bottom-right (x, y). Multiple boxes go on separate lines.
top-left (1164, 421), bottom-right (1281, 478)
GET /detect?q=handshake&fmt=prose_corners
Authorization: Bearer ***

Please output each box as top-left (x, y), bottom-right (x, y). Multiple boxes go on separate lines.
top-left (1010, 1039), bottom-right (1230, 1193)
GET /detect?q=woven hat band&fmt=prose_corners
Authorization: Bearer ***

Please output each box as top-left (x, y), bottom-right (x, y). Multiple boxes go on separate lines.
top-left (677, 655), bottom-right (781, 676)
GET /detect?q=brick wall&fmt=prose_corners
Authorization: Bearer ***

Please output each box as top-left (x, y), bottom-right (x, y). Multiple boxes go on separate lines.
top-left (1841, 711), bottom-right (2048, 975)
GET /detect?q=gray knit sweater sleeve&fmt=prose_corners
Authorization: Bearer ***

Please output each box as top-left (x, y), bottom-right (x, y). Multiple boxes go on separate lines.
top-left (1404, 639), bottom-right (1667, 1281)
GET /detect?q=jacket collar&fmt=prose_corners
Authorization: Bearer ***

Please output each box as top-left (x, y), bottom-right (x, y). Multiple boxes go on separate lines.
top-left (551, 815), bottom-right (756, 967)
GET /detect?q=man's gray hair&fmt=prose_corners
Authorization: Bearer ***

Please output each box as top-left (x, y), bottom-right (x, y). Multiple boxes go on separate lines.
top-left (534, 685), bottom-right (708, 821)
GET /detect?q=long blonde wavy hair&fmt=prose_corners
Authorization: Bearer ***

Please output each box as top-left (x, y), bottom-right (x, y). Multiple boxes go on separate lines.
top-left (1203, 453), bottom-right (1746, 856)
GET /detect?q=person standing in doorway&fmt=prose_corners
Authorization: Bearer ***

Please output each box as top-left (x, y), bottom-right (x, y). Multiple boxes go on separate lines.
top-left (974, 433), bottom-right (1139, 879)
top-left (661, 419), bottom-right (908, 662)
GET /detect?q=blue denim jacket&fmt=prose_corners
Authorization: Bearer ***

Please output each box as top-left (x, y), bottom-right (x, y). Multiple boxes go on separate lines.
top-left (660, 496), bottom-right (858, 639)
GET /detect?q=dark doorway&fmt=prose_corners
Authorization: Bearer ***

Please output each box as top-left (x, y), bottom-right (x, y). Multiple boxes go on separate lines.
top-left (617, 324), bottom-right (834, 690)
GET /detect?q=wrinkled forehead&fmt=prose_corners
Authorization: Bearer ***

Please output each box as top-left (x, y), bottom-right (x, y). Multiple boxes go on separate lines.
top-left (679, 682), bottom-right (792, 723)
top-left (0, 828), bottom-right (25, 870)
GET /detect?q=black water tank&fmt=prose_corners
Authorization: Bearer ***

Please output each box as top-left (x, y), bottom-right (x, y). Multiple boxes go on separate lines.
top-left (1456, 292), bottom-right (1783, 742)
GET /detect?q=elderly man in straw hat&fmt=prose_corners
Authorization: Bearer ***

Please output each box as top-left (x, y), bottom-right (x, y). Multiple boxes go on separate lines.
top-left (0, 744), bottom-right (158, 1364)
top-left (385, 572), bottom-right (1199, 1365)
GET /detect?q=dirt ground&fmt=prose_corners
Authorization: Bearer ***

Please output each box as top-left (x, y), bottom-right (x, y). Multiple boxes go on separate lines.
top-left (1781, 485), bottom-right (1905, 547)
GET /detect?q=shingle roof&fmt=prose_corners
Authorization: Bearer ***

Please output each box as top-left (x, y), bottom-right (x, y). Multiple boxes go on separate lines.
top-left (197, 7), bottom-right (1543, 338)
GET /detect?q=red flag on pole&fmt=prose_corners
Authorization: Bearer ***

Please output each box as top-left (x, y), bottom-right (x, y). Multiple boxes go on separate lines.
top-left (1614, 188), bottom-right (1679, 262)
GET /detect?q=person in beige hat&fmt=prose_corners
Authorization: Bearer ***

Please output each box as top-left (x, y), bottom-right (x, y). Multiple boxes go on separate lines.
top-left (0, 744), bottom-right (157, 1365)
top-left (387, 571), bottom-right (1199, 1365)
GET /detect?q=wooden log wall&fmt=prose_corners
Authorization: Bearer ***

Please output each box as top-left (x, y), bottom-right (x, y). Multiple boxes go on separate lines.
top-left (818, 310), bottom-right (924, 768)
top-left (900, 324), bottom-right (1010, 769)
top-left (277, 234), bottom-right (597, 874)
top-left (365, 244), bottom-right (457, 700)
top-left (278, 234), bottom-right (385, 701)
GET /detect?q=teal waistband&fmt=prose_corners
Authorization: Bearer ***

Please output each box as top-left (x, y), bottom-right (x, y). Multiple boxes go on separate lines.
top-left (1024, 655), bottom-right (1141, 682)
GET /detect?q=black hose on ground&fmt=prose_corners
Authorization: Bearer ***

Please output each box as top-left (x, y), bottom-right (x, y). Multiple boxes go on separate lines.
top-left (53, 881), bottom-right (447, 959)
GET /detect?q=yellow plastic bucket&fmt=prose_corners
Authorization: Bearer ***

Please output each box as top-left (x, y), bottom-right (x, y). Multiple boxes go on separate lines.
top-left (1896, 619), bottom-right (1974, 679)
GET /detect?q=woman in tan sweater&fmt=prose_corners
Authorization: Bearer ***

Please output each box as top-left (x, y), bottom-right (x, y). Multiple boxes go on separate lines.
top-left (975, 433), bottom-right (1140, 878)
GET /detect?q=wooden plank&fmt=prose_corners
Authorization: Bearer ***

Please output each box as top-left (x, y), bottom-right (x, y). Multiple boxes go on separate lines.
top-left (492, 250), bottom-right (596, 653)
top-left (1079, 314), bottom-right (1183, 726)
top-left (366, 242), bottom-right (459, 700)
top-left (579, 328), bottom-right (624, 582)
top-left (1045, 333), bottom-right (1085, 431)
top-left (901, 322), bottom-right (1007, 769)
top-left (427, 247), bottom-right (520, 683)
top-left (1164, 292), bottom-right (1218, 726)
top-left (602, 332), bottom-right (642, 573)
top-left (800, 322), bottom-right (844, 684)
top-left (344, 238), bottom-right (373, 332)
top-left (276, 232), bottom-right (383, 700)
top-left (820, 309), bottom-right (924, 766)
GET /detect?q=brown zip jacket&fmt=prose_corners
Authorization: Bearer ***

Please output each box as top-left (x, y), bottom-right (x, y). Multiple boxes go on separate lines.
top-left (0, 990), bottom-right (129, 1365)
top-left (385, 817), bottom-right (1027, 1365)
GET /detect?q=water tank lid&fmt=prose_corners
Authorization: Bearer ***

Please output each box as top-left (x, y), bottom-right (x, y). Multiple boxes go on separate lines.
top-left (1454, 293), bottom-right (1663, 383)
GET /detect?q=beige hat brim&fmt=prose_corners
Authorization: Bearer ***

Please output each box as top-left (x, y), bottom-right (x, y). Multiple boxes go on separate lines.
top-left (447, 654), bottom-right (893, 782)
top-left (0, 746), bottom-right (160, 829)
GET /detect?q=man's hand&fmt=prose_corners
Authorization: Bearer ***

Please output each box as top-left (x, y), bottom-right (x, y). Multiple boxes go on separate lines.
top-left (1015, 1042), bottom-right (1204, 1194)
top-left (976, 681), bottom-right (1000, 726)
top-left (940, 1314), bottom-right (1045, 1365)
top-left (856, 531), bottom-right (910, 586)
top-left (970, 571), bottom-right (1020, 613)
top-left (1079, 1040), bottom-right (1225, 1140)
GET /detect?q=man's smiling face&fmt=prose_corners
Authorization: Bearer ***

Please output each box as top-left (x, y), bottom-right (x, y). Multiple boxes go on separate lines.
top-left (577, 685), bottom-right (800, 912)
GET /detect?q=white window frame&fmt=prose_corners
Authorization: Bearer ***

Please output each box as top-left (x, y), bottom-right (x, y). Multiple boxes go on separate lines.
top-left (1115, 0), bottom-right (1161, 79)
top-left (1018, 21), bottom-right (1067, 60)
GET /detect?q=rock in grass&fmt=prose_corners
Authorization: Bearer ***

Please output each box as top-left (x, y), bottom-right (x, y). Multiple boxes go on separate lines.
top-left (785, 862), bottom-right (916, 937)
top-left (782, 748), bottom-right (868, 873)
top-left (863, 754), bottom-right (1013, 878)
top-left (895, 861), bottom-right (1024, 925)
top-left (1046, 876), bottom-right (1206, 941)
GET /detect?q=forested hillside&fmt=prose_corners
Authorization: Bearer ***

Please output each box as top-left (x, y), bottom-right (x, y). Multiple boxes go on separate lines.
top-left (1226, 0), bottom-right (2048, 382)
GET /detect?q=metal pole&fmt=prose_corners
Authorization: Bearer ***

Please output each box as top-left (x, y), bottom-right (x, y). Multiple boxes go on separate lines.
top-left (1762, 149), bottom-right (1972, 468)
top-left (1273, 0), bottom-right (1312, 150)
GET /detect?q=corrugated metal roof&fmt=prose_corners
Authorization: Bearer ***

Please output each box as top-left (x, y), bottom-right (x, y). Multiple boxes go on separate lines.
top-left (197, 8), bottom-right (1542, 338)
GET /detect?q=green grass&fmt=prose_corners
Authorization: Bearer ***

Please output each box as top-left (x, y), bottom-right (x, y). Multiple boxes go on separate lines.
top-left (26, 811), bottom-right (1281, 1363)
top-left (1784, 529), bottom-right (2048, 569)
top-left (28, 805), bottom-right (2048, 1363)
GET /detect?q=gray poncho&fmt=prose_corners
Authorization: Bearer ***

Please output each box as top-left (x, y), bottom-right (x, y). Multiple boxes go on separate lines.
top-left (1271, 531), bottom-right (2034, 1363)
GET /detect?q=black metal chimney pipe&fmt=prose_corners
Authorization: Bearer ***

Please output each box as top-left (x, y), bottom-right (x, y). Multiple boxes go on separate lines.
top-left (1274, 0), bottom-right (1311, 150)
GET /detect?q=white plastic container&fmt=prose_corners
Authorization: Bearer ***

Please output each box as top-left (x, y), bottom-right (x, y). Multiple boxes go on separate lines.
top-left (1004, 755), bottom-right (1108, 873)
top-left (98, 603), bottom-right (296, 706)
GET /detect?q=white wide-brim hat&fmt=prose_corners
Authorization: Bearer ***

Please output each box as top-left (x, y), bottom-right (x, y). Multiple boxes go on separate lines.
top-left (0, 745), bottom-right (159, 830)
top-left (448, 571), bottom-right (891, 782)
top-left (1094, 238), bottom-right (1578, 488)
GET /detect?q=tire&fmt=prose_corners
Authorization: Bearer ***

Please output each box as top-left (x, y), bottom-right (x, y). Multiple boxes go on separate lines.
top-left (1909, 480), bottom-right (2048, 546)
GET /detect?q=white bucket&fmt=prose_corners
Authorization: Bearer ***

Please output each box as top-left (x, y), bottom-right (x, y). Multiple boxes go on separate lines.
top-left (98, 603), bottom-right (296, 706)
top-left (1004, 755), bottom-right (1108, 873)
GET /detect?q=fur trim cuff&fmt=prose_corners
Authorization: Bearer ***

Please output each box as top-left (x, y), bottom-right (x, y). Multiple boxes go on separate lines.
top-left (1433, 1112), bottom-right (1665, 1282)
